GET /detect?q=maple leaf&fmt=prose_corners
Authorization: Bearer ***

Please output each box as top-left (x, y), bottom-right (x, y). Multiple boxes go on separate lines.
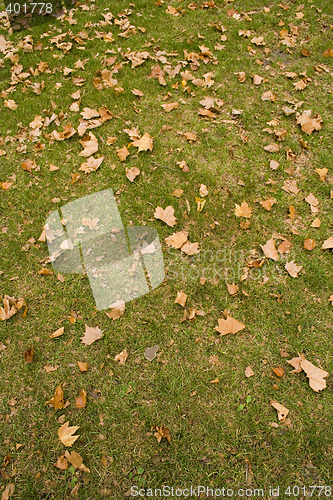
top-left (161, 102), bottom-right (179, 112)
top-left (261, 238), bottom-right (279, 261)
top-left (116, 146), bottom-right (130, 161)
top-left (131, 132), bottom-right (153, 152)
top-left (271, 401), bottom-right (289, 422)
top-left (285, 261), bottom-right (303, 278)
top-left (58, 421), bottom-right (80, 447)
top-left (180, 241), bottom-right (200, 255)
top-left (126, 167), bottom-right (140, 182)
top-left (79, 132), bottom-right (98, 157)
top-left (124, 126), bottom-right (141, 140)
top-left (79, 156), bottom-right (104, 173)
top-left (65, 450), bottom-right (90, 472)
top-left (175, 291), bottom-right (187, 307)
top-left (287, 354), bottom-right (329, 392)
top-left (260, 198), bottom-right (276, 211)
top-left (215, 316), bottom-right (245, 335)
top-left (105, 300), bottom-right (125, 320)
top-left (81, 325), bottom-right (103, 345)
top-left (75, 389), bottom-right (87, 408)
top-left (165, 231), bottom-right (188, 248)
top-left (293, 79), bottom-right (307, 90)
top-left (114, 349), bottom-right (128, 365)
top-left (46, 384), bottom-right (64, 409)
top-left (321, 236), bottom-right (333, 249)
top-left (154, 206), bottom-right (177, 227)
top-left (235, 201), bottom-right (252, 218)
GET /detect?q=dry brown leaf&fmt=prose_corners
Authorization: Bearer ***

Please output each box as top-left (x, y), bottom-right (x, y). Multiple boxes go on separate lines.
top-left (1, 484), bottom-right (15, 500)
top-left (65, 450), bottom-right (90, 472)
top-left (261, 238), bottom-right (279, 261)
top-left (261, 90), bottom-right (275, 101)
top-left (281, 179), bottom-right (299, 194)
top-left (180, 241), bottom-right (200, 255)
top-left (24, 347), bottom-right (34, 363)
top-left (80, 325), bottom-right (103, 345)
top-left (252, 74), bottom-right (264, 85)
top-left (285, 260), bottom-right (303, 277)
top-left (311, 218), bottom-right (321, 228)
top-left (260, 198), bottom-right (276, 211)
top-left (77, 361), bottom-right (88, 372)
top-left (270, 160), bottom-right (279, 170)
top-left (79, 156), bottom-right (104, 174)
top-left (183, 132), bottom-right (197, 142)
top-left (323, 48), bottom-right (333, 57)
top-left (0, 295), bottom-right (27, 321)
top-left (161, 102), bottom-right (179, 112)
top-left (328, 295), bottom-right (333, 306)
top-left (235, 201), bottom-right (252, 218)
top-left (288, 354), bottom-right (329, 392)
top-left (199, 184), bottom-right (208, 197)
top-left (79, 132), bottom-right (98, 157)
top-left (176, 160), bottom-right (190, 172)
top-left (44, 364), bottom-right (59, 373)
top-left (126, 167), bottom-right (140, 182)
top-left (165, 231), bottom-right (188, 248)
top-left (58, 421), bottom-right (80, 447)
top-left (215, 316), bottom-right (246, 335)
top-left (272, 366), bottom-right (284, 378)
top-left (271, 401), bottom-right (289, 422)
top-left (278, 240), bottom-right (292, 254)
top-left (75, 389), bottom-right (87, 408)
top-left (175, 291), bottom-right (187, 307)
top-left (304, 239), bottom-right (316, 250)
top-left (264, 143), bottom-right (279, 153)
top-left (321, 236), bottom-right (333, 249)
top-left (227, 283), bottom-right (239, 295)
top-left (105, 300), bottom-right (125, 320)
top-left (237, 71), bottom-right (246, 82)
top-left (245, 366), bottom-right (254, 378)
top-left (293, 79), bottom-right (307, 90)
top-left (153, 426), bottom-right (171, 444)
top-left (116, 146), bottom-right (130, 161)
top-left (154, 206), bottom-right (177, 227)
top-left (54, 455), bottom-right (68, 470)
top-left (46, 384), bottom-right (64, 410)
top-left (315, 168), bottom-right (328, 182)
top-left (172, 189), bottom-right (184, 197)
top-left (4, 99), bottom-right (17, 110)
top-left (114, 349), bottom-right (128, 365)
top-left (49, 327), bottom-right (64, 338)
top-left (132, 132), bottom-right (153, 152)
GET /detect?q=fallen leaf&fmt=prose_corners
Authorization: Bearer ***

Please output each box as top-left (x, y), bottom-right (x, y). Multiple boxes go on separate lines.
top-left (49, 327), bottom-right (64, 338)
top-left (154, 206), bottom-right (177, 227)
top-left (293, 79), bottom-right (307, 90)
top-left (54, 455), bottom-right (68, 470)
top-left (79, 156), bottom-right (104, 173)
top-left (323, 48), bottom-right (333, 57)
top-left (278, 240), bottom-right (292, 254)
top-left (161, 102), bottom-right (179, 112)
top-left (65, 450), bottom-right (90, 472)
top-left (114, 349), bottom-right (128, 365)
top-left (270, 160), bottom-right (279, 170)
top-left (260, 198), bottom-right (276, 211)
top-left (153, 426), bottom-right (171, 444)
top-left (144, 345), bottom-right (159, 361)
top-left (285, 260), bottom-right (303, 277)
top-left (321, 236), bottom-right (333, 249)
top-left (237, 71), bottom-right (246, 82)
top-left (261, 238), bottom-right (279, 261)
top-left (183, 132), bottom-right (197, 142)
top-left (175, 291), bottom-right (187, 307)
top-left (105, 300), bottom-right (125, 320)
top-left (261, 90), bottom-right (275, 101)
top-left (272, 366), bottom-right (284, 378)
top-left (4, 99), bottom-right (17, 110)
top-left (311, 218), bottom-right (321, 228)
top-left (199, 184), bottom-right (208, 197)
top-left (81, 325), bottom-right (103, 345)
top-left (37, 268), bottom-right (53, 275)
top-left (165, 231), bottom-right (188, 248)
top-left (126, 167), bottom-right (140, 182)
top-left (252, 74), bottom-right (264, 85)
top-left (24, 347), bottom-right (34, 363)
top-left (79, 132), bottom-right (98, 157)
top-left (46, 384), bottom-right (64, 409)
top-left (271, 401), bottom-right (289, 422)
top-left (116, 146), bottom-right (130, 161)
top-left (172, 189), bottom-right (184, 197)
top-left (245, 366), bottom-right (254, 378)
top-left (227, 283), bottom-right (239, 295)
top-left (264, 143), bottom-right (279, 153)
top-left (44, 364), bottom-right (59, 373)
top-left (1, 484), bottom-right (15, 500)
top-left (328, 295), bottom-right (333, 306)
top-left (58, 421), bottom-right (80, 447)
top-left (235, 201), bottom-right (252, 218)
top-left (215, 316), bottom-right (246, 335)
top-left (75, 389), bottom-right (87, 408)
top-left (315, 168), bottom-right (328, 182)
top-left (131, 132), bottom-right (153, 152)
top-left (180, 241), bottom-right (200, 255)
top-left (176, 160), bottom-right (190, 172)
top-left (304, 239), bottom-right (316, 250)
top-left (77, 361), bottom-right (88, 372)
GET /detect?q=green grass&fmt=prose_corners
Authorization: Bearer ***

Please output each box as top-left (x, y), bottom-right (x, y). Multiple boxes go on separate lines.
top-left (0, 0), bottom-right (332, 498)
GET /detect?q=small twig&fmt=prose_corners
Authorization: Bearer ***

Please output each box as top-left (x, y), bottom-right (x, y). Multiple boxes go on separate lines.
top-left (151, 160), bottom-right (176, 172)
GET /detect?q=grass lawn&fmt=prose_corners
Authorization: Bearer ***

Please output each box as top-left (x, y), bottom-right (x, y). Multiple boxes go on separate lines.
top-left (0, 0), bottom-right (332, 498)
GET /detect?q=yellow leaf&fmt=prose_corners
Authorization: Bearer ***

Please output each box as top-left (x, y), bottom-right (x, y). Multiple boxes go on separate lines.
top-left (260, 198), bottom-right (276, 211)
top-left (227, 283), bottom-right (239, 295)
top-left (321, 236), bottom-right (333, 249)
top-left (77, 361), bottom-right (88, 372)
top-left (161, 102), bottom-right (179, 112)
top-left (58, 421), bottom-right (80, 447)
top-left (235, 200), bottom-right (252, 218)
top-left (285, 260), bottom-right (303, 277)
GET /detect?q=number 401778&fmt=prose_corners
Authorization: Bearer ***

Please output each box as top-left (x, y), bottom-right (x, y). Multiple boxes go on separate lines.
top-left (5, 3), bottom-right (53, 14)
top-left (285, 486), bottom-right (332, 497)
